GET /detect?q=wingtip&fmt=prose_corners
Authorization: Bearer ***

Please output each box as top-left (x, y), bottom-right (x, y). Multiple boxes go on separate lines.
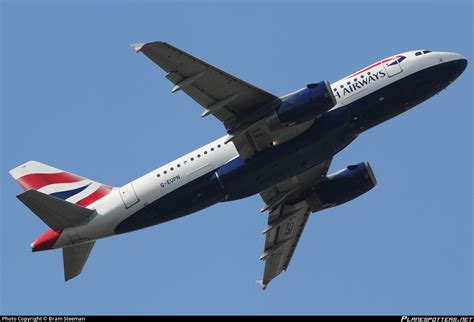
top-left (129, 43), bottom-right (145, 54)
top-left (256, 280), bottom-right (268, 290)
top-left (64, 274), bottom-right (77, 282)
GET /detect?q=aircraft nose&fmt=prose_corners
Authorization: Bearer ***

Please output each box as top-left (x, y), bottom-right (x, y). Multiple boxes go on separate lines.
top-left (450, 54), bottom-right (468, 79)
top-left (438, 52), bottom-right (468, 81)
top-left (443, 52), bottom-right (468, 67)
top-left (455, 56), bottom-right (468, 73)
top-left (441, 51), bottom-right (467, 61)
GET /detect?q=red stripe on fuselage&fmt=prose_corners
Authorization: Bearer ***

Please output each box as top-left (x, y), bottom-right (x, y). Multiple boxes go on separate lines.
top-left (346, 61), bottom-right (382, 79)
top-left (345, 56), bottom-right (400, 79)
top-left (76, 185), bottom-right (113, 207)
top-left (17, 172), bottom-right (84, 190)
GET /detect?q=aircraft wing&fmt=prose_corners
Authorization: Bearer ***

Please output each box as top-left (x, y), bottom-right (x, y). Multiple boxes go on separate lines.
top-left (258, 159), bottom-right (332, 289)
top-left (132, 41), bottom-right (314, 159)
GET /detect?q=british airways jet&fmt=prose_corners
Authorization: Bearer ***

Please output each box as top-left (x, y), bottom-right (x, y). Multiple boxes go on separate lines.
top-left (10, 42), bottom-right (467, 289)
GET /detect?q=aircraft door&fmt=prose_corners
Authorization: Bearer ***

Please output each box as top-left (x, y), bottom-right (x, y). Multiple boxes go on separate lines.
top-left (382, 58), bottom-right (402, 77)
top-left (119, 183), bottom-right (140, 208)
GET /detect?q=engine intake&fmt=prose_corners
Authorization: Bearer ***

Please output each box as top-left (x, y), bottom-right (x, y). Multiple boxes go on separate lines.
top-left (306, 161), bottom-right (377, 212)
top-left (268, 80), bottom-right (336, 128)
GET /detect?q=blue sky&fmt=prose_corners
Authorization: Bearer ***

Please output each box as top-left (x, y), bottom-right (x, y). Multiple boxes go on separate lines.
top-left (1, 0), bottom-right (472, 315)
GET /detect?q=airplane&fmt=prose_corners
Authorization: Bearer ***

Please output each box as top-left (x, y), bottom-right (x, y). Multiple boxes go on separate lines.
top-left (10, 42), bottom-right (467, 289)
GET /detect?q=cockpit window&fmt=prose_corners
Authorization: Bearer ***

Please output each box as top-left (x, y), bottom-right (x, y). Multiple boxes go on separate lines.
top-left (423, 50), bottom-right (432, 54)
top-left (415, 51), bottom-right (422, 56)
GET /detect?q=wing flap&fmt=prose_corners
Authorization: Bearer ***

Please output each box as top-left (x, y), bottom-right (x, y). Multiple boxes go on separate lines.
top-left (258, 160), bottom-right (332, 289)
top-left (135, 41), bottom-right (293, 155)
top-left (262, 202), bottom-right (310, 285)
top-left (138, 41), bottom-right (278, 123)
top-left (135, 41), bottom-right (318, 160)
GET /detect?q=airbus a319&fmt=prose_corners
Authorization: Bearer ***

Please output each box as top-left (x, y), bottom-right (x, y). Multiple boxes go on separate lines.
top-left (10, 42), bottom-right (467, 289)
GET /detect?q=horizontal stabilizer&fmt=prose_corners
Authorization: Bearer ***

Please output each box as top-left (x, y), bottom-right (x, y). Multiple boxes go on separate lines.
top-left (17, 190), bottom-right (95, 231)
top-left (63, 241), bottom-right (95, 281)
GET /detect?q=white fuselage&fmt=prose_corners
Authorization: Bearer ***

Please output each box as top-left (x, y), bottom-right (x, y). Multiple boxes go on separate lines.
top-left (53, 50), bottom-right (466, 249)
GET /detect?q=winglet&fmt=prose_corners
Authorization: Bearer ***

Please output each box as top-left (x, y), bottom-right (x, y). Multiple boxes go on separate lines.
top-left (130, 43), bottom-right (145, 54)
top-left (256, 280), bottom-right (268, 291)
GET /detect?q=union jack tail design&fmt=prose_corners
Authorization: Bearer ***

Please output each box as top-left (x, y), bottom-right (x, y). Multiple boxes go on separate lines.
top-left (9, 161), bottom-right (115, 208)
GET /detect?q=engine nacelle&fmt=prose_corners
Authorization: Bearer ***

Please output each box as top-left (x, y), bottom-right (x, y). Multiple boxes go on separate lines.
top-left (305, 161), bottom-right (377, 212)
top-left (267, 80), bottom-right (337, 128)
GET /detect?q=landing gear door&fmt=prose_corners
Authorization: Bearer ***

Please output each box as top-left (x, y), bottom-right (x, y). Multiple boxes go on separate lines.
top-left (383, 57), bottom-right (402, 77)
top-left (119, 183), bottom-right (140, 209)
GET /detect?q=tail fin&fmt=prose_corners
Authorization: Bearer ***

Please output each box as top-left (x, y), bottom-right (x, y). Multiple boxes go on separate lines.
top-left (9, 161), bottom-right (114, 208)
top-left (63, 241), bottom-right (95, 281)
top-left (10, 161), bottom-right (108, 281)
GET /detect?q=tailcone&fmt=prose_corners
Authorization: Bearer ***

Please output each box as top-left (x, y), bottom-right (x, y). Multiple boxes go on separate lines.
top-left (31, 228), bottom-right (63, 252)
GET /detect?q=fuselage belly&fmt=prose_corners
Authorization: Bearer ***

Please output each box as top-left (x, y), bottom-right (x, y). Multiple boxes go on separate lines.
top-left (114, 57), bottom-right (467, 234)
top-left (26, 50), bottom-right (464, 250)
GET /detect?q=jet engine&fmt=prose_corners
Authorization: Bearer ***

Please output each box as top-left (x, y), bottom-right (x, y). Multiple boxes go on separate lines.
top-left (305, 161), bottom-right (377, 212)
top-left (266, 81), bottom-right (337, 128)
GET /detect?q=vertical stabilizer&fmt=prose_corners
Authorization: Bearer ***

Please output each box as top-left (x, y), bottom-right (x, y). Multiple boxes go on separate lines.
top-left (63, 241), bottom-right (96, 281)
top-left (10, 160), bottom-right (114, 208)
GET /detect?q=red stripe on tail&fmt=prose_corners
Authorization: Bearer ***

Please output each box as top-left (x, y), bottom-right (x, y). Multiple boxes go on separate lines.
top-left (17, 172), bottom-right (84, 190)
top-left (76, 185), bottom-right (113, 207)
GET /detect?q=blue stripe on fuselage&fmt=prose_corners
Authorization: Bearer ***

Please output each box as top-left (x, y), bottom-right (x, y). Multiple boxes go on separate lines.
top-left (114, 59), bottom-right (467, 235)
top-left (115, 172), bottom-right (225, 234)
